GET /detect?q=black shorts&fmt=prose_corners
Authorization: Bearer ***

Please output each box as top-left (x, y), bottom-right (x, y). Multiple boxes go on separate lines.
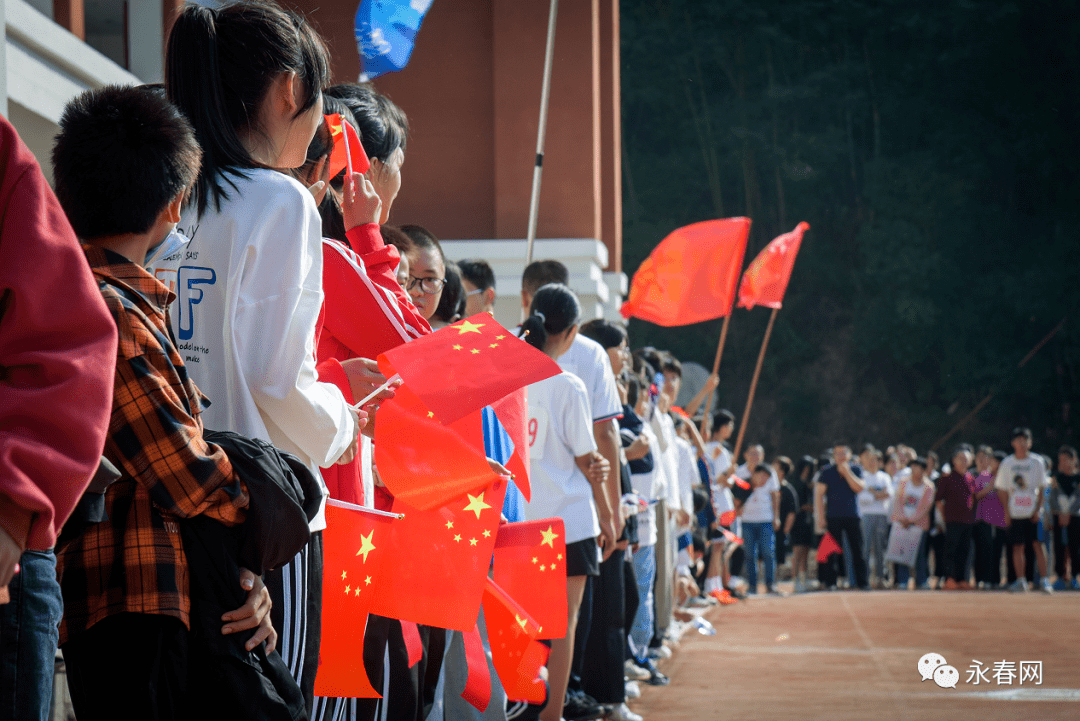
top-left (565, 537), bottom-right (601, 577)
top-left (790, 520), bottom-right (813, 547)
top-left (1009, 517), bottom-right (1039, 547)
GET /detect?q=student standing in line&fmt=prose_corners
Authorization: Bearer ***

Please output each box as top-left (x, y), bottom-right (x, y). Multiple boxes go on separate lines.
top-left (520, 284), bottom-right (610, 721)
top-left (0, 112), bottom-right (116, 721)
top-left (996, 428), bottom-right (1052, 593)
top-left (970, 445), bottom-right (1006, 589)
top-left (856, 447), bottom-right (893, 589)
top-left (935, 445), bottom-right (976, 590)
top-left (814, 444), bottom-right (869, 590)
top-left (891, 458), bottom-right (934, 589)
top-left (161, 4), bottom-right (364, 710)
top-left (1049, 445), bottom-right (1080, 590)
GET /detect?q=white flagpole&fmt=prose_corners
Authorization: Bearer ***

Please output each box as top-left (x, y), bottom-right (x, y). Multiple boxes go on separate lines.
top-left (525, 0), bottom-right (559, 264)
top-left (351, 373), bottom-right (402, 410)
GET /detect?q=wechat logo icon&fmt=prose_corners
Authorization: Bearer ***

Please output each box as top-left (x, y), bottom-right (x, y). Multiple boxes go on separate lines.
top-left (918, 652), bottom-right (958, 689)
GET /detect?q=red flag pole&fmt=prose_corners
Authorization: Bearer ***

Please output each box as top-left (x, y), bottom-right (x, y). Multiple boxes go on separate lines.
top-left (731, 307), bottom-right (779, 462)
top-left (698, 313), bottom-right (731, 436)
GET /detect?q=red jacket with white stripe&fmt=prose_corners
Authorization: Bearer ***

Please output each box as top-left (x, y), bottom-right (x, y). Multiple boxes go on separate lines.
top-left (315, 223), bottom-right (431, 504)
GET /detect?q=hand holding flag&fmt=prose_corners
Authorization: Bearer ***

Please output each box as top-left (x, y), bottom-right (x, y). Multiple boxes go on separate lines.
top-left (377, 314), bottom-right (561, 425)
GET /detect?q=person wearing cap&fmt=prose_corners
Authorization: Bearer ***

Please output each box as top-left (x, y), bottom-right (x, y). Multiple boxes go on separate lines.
top-left (995, 427), bottom-right (1052, 593)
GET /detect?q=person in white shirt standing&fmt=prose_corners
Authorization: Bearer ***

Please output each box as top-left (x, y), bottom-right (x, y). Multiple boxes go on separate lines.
top-left (857, 445), bottom-right (893, 588)
top-left (520, 283), bottom-right (610, 721)
top-left (738, 463), bottom-right (781, 594)
top-left (995, 427), bottom-right (1052, 593)
top-left (702, 409), bottom-right (737, 599)
top-left (161, 5), bottom-right (382, 710)
top-left (520, 261), bottom-right (620, 720)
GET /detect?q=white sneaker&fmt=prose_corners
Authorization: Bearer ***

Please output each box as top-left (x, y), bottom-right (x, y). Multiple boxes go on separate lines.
top-left (648, 645), bottom-right (672, 660)
top-left (624, 681), bottom-right (641, 699)
top-left (624, 660), bottom-right (651, 680)
top-left (793, 579), bottom-right (806, 594)
top-left (1040, 578), bottom-right (1054, 594)
top-left (608, 702), bottom-right (643, 721)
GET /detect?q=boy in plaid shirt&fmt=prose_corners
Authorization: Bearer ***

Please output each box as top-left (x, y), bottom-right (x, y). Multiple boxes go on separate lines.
top-left (51, 85), bottom-right (274, 719)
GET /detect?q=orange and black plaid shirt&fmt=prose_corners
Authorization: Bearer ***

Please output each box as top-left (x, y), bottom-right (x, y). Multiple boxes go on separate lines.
top-left (58, 246), bottom-right (249, 644)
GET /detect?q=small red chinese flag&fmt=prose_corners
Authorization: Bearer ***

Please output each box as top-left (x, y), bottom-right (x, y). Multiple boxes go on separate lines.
top-left (492, 519), bottom-right (568, 639)
top-left (325, 113), bottom-right (370, 179)
top-left (368, 478), bottom-right (509, 631)
top-left (491, 388), bottom-right (531, 500)
top-left (482, 578), bottom-right (549, 705)
top-left (816, 531), bottom-right (843, 564)
top-left (314, 499), bottom-right (394, 698)
top-left (737, 221), bottom-right (809, 310)
top-left (378, 314), bottom-right (561, 425)
top-left (374, 383), bottom-right (497, 510)
top-left (620, 218), bottom-right (751, 327)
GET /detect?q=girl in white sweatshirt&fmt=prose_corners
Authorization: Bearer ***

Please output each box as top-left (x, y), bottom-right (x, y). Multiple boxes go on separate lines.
top-left (160, 3), bottom-right (364, 712)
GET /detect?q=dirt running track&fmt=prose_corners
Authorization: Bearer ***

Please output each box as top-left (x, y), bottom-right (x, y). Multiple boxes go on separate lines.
top-left (632, 590), bottom-right (1078, 721)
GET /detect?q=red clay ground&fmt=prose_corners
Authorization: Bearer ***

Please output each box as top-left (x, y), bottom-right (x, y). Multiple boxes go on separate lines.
top-left (631, 589), bottom-right (1079, 720)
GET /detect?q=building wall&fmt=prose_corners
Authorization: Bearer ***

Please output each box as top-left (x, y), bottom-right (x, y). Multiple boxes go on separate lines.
top-left (300, 0), bottom-right (626, 318)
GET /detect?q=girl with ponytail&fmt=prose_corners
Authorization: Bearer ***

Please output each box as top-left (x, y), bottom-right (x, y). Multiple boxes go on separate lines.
top-left (519, 284), bottom-right (611, 721)
top-left (159, 2), bottom-right (380, 713)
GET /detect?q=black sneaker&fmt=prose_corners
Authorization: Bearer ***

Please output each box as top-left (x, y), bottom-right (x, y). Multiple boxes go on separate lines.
top-left (562, 694), bottom-right (605, 721)
top-left (637, 657), bottom-right (671, 686)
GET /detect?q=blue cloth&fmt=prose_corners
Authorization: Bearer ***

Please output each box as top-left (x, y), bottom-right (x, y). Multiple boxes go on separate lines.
top-left (816, 464), bottom-right (862, 518)
top-left (0, 550), bottom-right (63, 721)
top-left (481, 407), bottom-right (524, 523)
top-left (628, 545), bottom-right (656, 663)
top-left (354, 0), bottom-right (433, 80)
top-left (741, 522), bottom-right (776, 591)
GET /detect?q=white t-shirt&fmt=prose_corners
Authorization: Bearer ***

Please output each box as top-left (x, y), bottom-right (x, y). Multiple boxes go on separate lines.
top-left (994, 454), bottom-right (1047, 519)
top-left (653, 413), bottom-right (682, 510)
top-left (155, 169), bottom-right (357, 531)
top-left (673, 436), bottom-right (698, 528)
top-left (740, 474), bottom-right (780, 523)
top-left (524, 371), bottom-right (601, 544)
top-left (626, 421), bottom-right (661, 547)
top-left (703, 441), bottom-right (734, 520)
top-left (557, 334), bottom-right (622, 422)
top-left (858, 470), bottom-right (893, 517)
top-left (900, 481), bottom-right (930, 520)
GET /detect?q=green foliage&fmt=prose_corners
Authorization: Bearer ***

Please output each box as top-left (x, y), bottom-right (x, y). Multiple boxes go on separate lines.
top-left (621, 0), bottom-right (1079, 456)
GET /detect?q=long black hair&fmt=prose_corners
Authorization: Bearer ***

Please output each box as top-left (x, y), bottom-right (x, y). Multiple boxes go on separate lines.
top-left (579, 318), bottom-right (627, 350)
top-left (166, 1), bottom-right (332, 216)
top-left (519, 283), bottom-right (580, 352)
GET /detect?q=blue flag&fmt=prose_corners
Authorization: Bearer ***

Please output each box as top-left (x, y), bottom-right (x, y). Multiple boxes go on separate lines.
top-left (354, 0), bottom-right (434, 81)
top-left (482, 406), bottom-right (526, 523)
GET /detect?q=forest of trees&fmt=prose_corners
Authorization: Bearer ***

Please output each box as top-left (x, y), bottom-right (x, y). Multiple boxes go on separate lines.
top-left (620, 0), bottom-right (1078, 456)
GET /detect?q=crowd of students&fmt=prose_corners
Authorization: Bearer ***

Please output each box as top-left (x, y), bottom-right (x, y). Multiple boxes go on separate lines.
top-left (1, 3), bottom-right (1076, 721)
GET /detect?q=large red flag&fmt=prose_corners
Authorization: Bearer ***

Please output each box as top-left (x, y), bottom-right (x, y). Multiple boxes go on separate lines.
top-left (325, 113), bottom-right (370, 178)
top-left (368, 477), bottom-right (509, 631)
top-left (374, 383), bottom-right (497, 510)
top-left (737, 221), bottom-right (809, 310)
top-left (620, 218), bottom-right (751, 327)
top-left (492, 519), bottom-right (568, 639)
top-left (314, 499), bottom-right (397, 698)
top-left (378, 314), bottom-right (561, 425)
top-left (482, 578), bottom-right (549, 705)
